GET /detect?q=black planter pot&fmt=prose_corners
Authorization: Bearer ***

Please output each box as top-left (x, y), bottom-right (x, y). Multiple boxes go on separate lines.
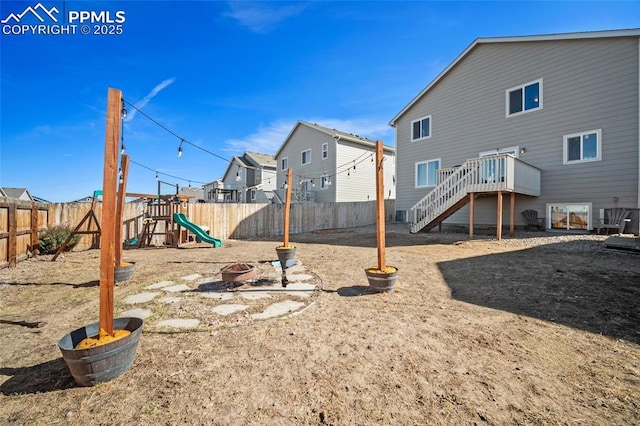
top-left (365, 266), bottom-right (398, 293)
top-left (57, 317), bottom-right (143, 387)
top-left (275, 246), bottom-right (297, 268)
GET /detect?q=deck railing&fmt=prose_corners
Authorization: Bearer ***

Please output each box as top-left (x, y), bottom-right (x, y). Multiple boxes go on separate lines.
top-left (410, 155), bottom-right (540, 233)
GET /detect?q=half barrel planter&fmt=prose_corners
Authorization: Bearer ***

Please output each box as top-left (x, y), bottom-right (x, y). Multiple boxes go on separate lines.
top-left (57, 317), bottom-right (143, 387)
top-left (365, 266), bottom-right (398, 293)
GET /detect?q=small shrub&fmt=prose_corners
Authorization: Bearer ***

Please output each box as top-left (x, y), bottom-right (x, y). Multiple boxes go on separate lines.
top-left (38, 226), bottom-right (81, 255)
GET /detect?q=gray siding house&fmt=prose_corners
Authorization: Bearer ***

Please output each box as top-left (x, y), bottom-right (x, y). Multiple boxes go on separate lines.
top-left (216, 152), bottom-right (277, 203)
top-left (274, 121), bottom-right (396, 203)
top-left (390, 29), bottom-right (640, 234)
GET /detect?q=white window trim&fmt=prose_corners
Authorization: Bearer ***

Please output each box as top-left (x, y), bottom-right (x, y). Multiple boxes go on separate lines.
top-left (322, 143), bottom-right (328, 159)
top-left (563, 129), bottom-right (602, 165)
top-left (281, 157), bottom-right (288, 170)
top-left (506, 78), bottom-right (543, 118)
top-left (411, 115), bottom-right (432, 141)
top-left (415, 158), bottom-right (440, 188)
top-left (546, 202), bottom-right (592, 231)
top-left (302, 149), bottom-right (312, 165)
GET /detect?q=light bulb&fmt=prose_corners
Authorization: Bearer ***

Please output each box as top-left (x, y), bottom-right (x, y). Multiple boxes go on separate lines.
top-left (178, 146), bottom-right (183, 158)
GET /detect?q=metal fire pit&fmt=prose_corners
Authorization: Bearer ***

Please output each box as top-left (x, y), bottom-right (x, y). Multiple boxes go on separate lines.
top-left (220, 263), bottom-right (256, 283)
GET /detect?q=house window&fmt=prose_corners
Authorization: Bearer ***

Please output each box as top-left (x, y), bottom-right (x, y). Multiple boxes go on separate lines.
top-left (415, 159), bottom-right (440, 188)
top-left (411, 115), bottom-right (431, 141)
top-left (506, 79), bottom-right (542, 117)
top-left (302, 149), bottom-right (312, 165)
top-left (548, 203), bottom-right (591, 231)
top-left (250, 189), bottom-right (256, 201)
top-left (563, 129), bottom-right (601, 164)
top-left (321, 176), bottom-right (331, 189)
top-left (322, 143), bottom-right (328, 159)
top-left (281, 157), bottom-right (288, 170)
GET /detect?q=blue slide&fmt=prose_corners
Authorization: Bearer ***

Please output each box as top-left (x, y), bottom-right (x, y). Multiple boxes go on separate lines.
top-left (173, 213), bottom-right (222, 248)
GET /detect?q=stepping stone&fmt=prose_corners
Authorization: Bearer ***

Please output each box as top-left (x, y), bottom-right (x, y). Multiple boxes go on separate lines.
top-left (156, 318), bottom-right (200, 328)
top-left (284, 282), bottom-right (316, 298)
top-left (162, 284), bottom-right (191, 293)
top-left (124, 292), bottom-right (160, 304)
top-left (286, 273), bottom-right (314, 282)
top-left (240, 292), bottom-right (272, 300)
top-left (285, 264), bottom-right (306, 274)
top-left (199, 291), bottom-right (234, 301)
top-left (159, 296), bottom-right (182, 304)
top-left (145, 280), bottom-right (174, 290)
top-left (120, 308), bottom-right (153, 319)
top-left (181, 273), bottom-right (202, 281)
top-left (250, 300), bottom-right (305, 320)
top-left (212, 304), bottom-right (249, 316)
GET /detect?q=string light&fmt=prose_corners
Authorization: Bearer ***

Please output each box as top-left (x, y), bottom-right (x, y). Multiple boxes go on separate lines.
top-left (155, 171), bottom-right (159, 181)
top-left (178, 139), bottom-right (184, 158)
top-left (129, 159), bottom-right (206, 185)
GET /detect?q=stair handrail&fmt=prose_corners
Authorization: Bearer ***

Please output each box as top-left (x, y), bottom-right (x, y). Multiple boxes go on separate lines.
top-left (409, 157), bottom-right (489, 232)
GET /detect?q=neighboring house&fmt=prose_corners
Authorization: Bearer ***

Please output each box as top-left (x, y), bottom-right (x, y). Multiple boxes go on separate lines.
top-left (274, 121), bottom-right (396, 203)
top-left (214, 152), bottom-right (277, 203)
top-left (390, 28), bottom-right (640, 234)
top-left (0, 187), bottom-right (34, 202)
top-left (179, 186), bottom-right (205, 203)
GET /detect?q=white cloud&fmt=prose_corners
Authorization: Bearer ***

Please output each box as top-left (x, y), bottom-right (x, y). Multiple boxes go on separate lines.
top-left (224, 117), bottom-right (394, 155)
top-left (126, 77), bottom-right (176, 121)
top-left (224, 1), bottom-right (308, 33)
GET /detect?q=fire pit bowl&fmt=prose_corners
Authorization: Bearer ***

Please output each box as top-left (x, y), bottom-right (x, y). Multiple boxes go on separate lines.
top-left (220, 263), bottom-right (256, 283)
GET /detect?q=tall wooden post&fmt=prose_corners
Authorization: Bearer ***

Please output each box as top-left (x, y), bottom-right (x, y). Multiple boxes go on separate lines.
top-left (283, 168), bottom-right (293, 247)
top-left (99, 88), bottom-right (121, 336)
top-left (375, 141), bottom-right (386, 270)
top-left (114, 154), bottom-right (130, 267)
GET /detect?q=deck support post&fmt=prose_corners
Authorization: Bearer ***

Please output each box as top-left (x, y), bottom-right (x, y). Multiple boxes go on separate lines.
top-left (509, 192), bottom-right (515, 237)
top-left (469, 193), bottom-right (474, 239)
top-left (496, 191), bottom-right (503, 240)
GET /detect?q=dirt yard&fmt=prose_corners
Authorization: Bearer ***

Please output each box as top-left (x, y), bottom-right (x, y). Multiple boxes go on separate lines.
top-left (1, 226), bottom-right (639, 425)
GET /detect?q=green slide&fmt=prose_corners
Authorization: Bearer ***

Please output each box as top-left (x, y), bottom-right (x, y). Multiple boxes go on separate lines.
top-left (173, 213), bottom-right (222, 248)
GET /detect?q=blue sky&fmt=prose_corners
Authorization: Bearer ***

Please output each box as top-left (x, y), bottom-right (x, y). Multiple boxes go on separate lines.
top-left (1, 1), bottom-right (639, 202)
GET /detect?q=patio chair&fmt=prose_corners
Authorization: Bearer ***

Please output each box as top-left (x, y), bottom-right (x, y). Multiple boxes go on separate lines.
top-left (521, 209), bottom-right (545, 231)
top-left (597, 208), bottom-right (631, 235)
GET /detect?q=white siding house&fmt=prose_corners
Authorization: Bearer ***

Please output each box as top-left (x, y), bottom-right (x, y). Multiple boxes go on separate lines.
top-left (274, 121), bottom-right (395, 203)
top-left (390, 29), bottom-right (640, 234)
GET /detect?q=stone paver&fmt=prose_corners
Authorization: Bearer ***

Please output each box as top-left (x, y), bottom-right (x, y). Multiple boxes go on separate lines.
top-left (120, 308), bottom-right (153, 319)
top-left (284, 282), bottom-right (316, 298)
top-left (145, 280), bottom-right (174, 290)
top-left (286, 273), bottom-right (314, 282)
top-left (250, 301), bottom-right (305, 320)
top-left (199, 291), bottom-right (234, 301)
top-left (156, 318), bottom-right (200, 328)
top-left (159, 296), bottom-right (182, 304)
top-left (212, 304), bottom-right (249, 316)
top-left (124, 292), bottom-right (160, 304)
top-left (162, 284), bottom-right (192, 293)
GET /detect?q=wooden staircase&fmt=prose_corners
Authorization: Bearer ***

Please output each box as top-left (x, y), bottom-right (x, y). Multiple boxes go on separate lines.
top-left (409, 154), bottom-right (543, 233)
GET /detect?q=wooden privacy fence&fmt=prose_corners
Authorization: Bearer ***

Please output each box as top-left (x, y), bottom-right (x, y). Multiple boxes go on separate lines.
top-left (0, 199), bottom-right (49, 268)
top-left (0, 199), bottom-right (395, 268)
